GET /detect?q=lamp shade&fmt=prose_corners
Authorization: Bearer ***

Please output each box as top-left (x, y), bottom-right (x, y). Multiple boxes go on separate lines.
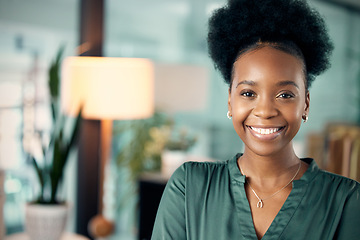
top-left (154, 63), bottom-right (208, 113)
top-left (61, 57), bottom-right (154, 120)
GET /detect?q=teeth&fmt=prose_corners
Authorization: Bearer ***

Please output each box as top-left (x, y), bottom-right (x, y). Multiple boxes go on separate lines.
top-left (251, 127), bottom-right (281, 135)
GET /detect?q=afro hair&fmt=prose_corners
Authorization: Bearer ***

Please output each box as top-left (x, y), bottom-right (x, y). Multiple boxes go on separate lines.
top-left (207, 0), bottom-right (334, 88)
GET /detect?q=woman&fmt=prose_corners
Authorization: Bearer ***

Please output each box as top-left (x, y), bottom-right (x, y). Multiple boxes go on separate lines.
top-left (151, 0), bottom-right (360, 239)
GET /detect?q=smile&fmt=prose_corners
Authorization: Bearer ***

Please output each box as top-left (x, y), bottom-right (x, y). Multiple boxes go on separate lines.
top-left (249, 126), bottom-right (283, 135)
top-left (247, 126), bottom-right (285, 140)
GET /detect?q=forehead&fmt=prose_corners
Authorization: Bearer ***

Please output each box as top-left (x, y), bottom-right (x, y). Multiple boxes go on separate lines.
top-left (232, 47), bottom-right (305, 88)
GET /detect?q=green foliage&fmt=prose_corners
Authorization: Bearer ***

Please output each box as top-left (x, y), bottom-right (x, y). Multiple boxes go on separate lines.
top-left (115, 112), bottom-right (171, 181)
top-left (31, 112), bottom-right (81, 204)
top-left (48, 45), bottom-right (65, 121)
top-left (31, 46), bottom-right (82, 204)
top-left (147, 125), bottom-right (197, 152)
top-left (115, 112), bottom-right (198, 182)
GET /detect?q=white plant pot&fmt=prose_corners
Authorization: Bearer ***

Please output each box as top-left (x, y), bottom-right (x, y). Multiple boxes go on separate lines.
top-left (25, 203), bottom-right (69, 240)
top-left (161, 150), bottom-right (187, 178)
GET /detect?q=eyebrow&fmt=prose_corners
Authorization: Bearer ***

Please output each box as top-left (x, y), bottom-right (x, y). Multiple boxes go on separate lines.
top-left (235, 80), bottom-right (256, 88)
top-left (235, 80), bottom-right (299, 89)
top-left (276, 80), bottom-right (299, 89)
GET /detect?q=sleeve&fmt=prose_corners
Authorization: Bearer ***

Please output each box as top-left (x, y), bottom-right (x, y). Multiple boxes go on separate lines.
top-left (151, 163), bottom-right (187, 240)
top-left (334, 183), bottom-right (360, 239)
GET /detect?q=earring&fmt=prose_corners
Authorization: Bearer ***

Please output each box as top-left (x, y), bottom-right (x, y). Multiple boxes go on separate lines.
top-left (227, 111), bottom-right (232, 119)
top-left (302, 114), bottom-right (308, 123)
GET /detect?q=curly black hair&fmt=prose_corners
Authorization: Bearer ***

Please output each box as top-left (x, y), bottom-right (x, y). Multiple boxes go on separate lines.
top-left (207, 0), bottom-right (334, 89)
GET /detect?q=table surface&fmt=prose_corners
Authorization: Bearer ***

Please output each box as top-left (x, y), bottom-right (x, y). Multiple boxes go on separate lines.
top-left (4, 232), bottom-right (90, 240)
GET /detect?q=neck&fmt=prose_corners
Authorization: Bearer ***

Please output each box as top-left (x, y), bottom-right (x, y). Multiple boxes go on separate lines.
top-left (239, 143), bottom-right (300, 187)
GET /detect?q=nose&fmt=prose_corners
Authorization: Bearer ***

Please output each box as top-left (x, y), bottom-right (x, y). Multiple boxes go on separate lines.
top-left (252, 97), bottom-right (278, 119)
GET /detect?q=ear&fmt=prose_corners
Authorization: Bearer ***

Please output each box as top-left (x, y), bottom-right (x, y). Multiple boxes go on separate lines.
top-left (304, 91), bottom-right (310, 115)
top-left (228, 88), bottom-right (232, 113)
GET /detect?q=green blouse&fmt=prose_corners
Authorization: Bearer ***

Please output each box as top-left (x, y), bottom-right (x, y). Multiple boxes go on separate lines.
top-left (151, 153), bottom-right (360, 240)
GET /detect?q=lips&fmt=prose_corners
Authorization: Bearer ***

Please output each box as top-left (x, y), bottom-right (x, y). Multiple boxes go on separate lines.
top-left (247, 125), bottom-right (285, 140)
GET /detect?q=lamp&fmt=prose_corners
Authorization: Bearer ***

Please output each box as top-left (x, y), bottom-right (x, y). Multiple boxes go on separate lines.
top-left (154, 63), bottom-right (209, 113)
top-left (61, 56), bottom-right (154, 238)
top-left (62, 57), bottom-right (154, 119)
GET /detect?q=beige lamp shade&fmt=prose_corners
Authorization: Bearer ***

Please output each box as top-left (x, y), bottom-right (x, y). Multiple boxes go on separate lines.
top-left (61, 57), bottom-right (154, 120)
top-left (154, 63), bottom-right (209, 113)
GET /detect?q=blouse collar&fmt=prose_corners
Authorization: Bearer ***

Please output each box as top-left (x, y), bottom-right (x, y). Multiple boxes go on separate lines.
top-left (228, 153), bottom-right (320, 186)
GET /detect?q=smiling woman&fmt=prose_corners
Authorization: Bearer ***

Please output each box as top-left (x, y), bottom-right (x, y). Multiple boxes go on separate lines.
top-left (151, 0), bottom-right (360, 239)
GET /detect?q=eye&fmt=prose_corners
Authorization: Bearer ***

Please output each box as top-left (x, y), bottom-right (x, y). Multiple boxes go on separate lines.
top-left (240, 90), bottom-right (256, 98)
top-left (277, 92), bottom-right (295, 99)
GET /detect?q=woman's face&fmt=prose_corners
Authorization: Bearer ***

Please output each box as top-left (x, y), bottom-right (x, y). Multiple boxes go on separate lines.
top-left (228, 46), bottom-right (310, 157)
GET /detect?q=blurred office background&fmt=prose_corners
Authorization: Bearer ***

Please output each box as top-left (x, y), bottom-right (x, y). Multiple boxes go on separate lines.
top-left (0, 0), bottom-right (359, 239)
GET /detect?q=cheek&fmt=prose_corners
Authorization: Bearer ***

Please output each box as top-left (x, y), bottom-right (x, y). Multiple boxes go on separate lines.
top-left (285, 103), bottom-right (304, 131)
top-left (289, 106), bottom-right (303, 119)
top-left (295, 100), bottom-right (306, 118)
top-left (230, 99), bottom-right (252, 133)
top-left (232, 105), bottom-right (250, 117)
top-left (230, 97), bottom-right (250, 119)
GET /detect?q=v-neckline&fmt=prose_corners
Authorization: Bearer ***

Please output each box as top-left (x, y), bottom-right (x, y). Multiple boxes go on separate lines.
top-left (228, 153), bottom-right (317, 240)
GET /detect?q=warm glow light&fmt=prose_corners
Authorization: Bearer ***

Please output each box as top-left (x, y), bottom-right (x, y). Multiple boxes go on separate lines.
top-left (61, 57), bottom-right (154, 120)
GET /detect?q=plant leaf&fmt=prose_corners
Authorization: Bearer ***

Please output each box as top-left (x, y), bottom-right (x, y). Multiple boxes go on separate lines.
top-left (30, 156), bottom-right (45, 202)
top-left (48, 45), bottom-right (65, 121)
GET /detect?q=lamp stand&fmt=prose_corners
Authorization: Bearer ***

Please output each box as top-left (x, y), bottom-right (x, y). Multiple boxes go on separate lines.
top-left (88, 119), bottom-right (114, 238)
top-left (99, 119), bottom-right (112, 212)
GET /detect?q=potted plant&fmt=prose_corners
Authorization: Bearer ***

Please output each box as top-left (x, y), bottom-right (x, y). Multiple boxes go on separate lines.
top-left (115, 112), bottom-right (172, 180)
top-left (25, 47), bottom-right (82, 240)
top-left (145, 124), bottom-right (197, 178)
top-left (115, 113), bottom-right (197, 179)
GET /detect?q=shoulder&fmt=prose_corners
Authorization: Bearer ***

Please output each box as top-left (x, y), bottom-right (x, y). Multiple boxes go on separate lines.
top-left (184, 160), bottom-right (229, 171)
top-left (170, 160), bottom-right (229, 178)
top-left (325, 173), bottom-right (360, 238)
top-left (317, 169), bottom-right (359, 188)
top-left (167, 160), bottom-right (231, 189)
top-left (181, 160), bottom-right (229, 178)
top-left (315, 168), bottom-right (360, 198)
top-left (302, 158), bottom-right (359, 195)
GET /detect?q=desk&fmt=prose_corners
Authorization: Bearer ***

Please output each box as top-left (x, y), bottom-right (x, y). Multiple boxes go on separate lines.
top-left (138, 172), bottom-right (167, 240)
top-left (4, 233), bottom-right (90, 240)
